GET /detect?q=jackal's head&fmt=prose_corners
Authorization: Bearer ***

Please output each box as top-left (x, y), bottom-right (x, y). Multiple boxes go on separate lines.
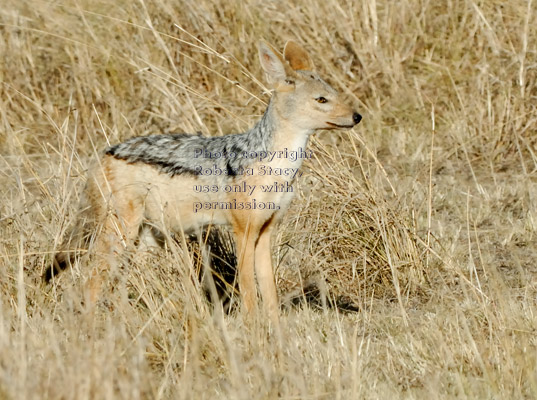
top-left (258, 40), bottom-right (361, 132)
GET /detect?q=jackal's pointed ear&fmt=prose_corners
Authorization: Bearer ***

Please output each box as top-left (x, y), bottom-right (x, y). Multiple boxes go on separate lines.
top-left (258, 40), bottom-right (294, 85)
top-left (284, 40), bottom-right (314, 71)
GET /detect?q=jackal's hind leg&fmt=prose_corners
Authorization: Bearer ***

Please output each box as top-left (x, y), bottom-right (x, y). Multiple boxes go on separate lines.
top-left (87, 199), bottom-right (143, 305)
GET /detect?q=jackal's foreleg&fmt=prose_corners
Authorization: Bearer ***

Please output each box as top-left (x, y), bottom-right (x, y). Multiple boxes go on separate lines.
top-left (233, 218), bottom-right (258, 314)
top-left (254, 217), bottom-right (279, 326)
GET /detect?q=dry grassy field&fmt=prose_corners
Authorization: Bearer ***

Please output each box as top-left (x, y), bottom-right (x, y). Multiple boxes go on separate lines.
top-left (1, 0), bottom-right (537, 398)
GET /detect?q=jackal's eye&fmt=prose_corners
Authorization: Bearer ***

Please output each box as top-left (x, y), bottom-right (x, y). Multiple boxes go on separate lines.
top-left (315, 96), bottom-right (328, 104)
top-left (285, 79), bottom-right (295, 85)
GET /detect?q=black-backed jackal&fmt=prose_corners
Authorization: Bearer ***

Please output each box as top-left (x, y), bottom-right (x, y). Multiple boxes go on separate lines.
top-left (45, 40), bottom-right (362, 326)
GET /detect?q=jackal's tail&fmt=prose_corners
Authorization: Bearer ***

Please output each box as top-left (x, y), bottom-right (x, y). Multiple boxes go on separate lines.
top-left (43, 212), bottom-right (95, 283)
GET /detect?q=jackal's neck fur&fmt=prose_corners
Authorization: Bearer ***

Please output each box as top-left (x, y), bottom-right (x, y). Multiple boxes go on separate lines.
top-left (235, 97), bottom-right (312, 165)
top-left (229, 99), bottom-right (282, 164)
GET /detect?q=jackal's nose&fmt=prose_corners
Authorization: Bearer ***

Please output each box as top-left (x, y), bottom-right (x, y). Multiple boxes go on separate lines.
top-left (353, 112), bottom-right (362, 125)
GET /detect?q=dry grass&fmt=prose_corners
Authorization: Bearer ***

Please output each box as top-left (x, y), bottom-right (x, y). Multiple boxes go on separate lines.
top-left (1, 0), bottom-right (537, 398)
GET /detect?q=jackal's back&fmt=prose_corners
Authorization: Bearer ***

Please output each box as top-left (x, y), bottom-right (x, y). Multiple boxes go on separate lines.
top-left (106, 108), bottom-right (275, 178)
